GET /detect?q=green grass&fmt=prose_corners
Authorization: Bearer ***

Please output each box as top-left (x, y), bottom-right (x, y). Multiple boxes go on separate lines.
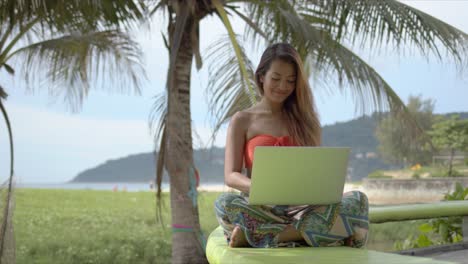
top-left (15, 189), bottom-right (425, 263)
top-left (368, 220), bottom-right (429, 251)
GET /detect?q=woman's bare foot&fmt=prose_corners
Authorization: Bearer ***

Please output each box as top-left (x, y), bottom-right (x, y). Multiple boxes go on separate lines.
top-left (345, 227), bottom-right (368, 247)
top-left (277, 225), bottom-right (303, 242)
top-left (229, 226), bottom-right (249, 247)
top-left (344, 236), bottom-right (353, 246)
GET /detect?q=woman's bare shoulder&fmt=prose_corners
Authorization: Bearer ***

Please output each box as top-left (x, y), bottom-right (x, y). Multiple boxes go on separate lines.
top-left (239, 106), bottom-right (263, 118)
top-left (230, 110), bottom-right (253, 129)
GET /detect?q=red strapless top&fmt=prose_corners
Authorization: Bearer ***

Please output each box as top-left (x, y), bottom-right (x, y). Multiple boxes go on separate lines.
top-left (244, 134), bottom-right (298, 169)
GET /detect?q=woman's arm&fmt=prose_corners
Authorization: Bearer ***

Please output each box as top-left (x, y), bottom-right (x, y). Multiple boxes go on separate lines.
top-left (224, 112), bottom-right (251, 194)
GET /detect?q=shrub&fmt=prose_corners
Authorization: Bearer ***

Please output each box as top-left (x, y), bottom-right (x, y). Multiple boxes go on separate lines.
top-left (429, 167), bottom-right (446, 178)
top-left (445, 169), bottom-right (463, 177)
top-left (394, 182), bottom-right (468, 250)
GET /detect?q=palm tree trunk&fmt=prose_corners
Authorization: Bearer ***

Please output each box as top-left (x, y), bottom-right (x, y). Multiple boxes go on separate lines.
top-left (165, 15), bottom-right (207, 264)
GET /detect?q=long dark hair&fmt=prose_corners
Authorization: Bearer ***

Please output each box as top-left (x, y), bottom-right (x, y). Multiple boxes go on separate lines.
top-left (255, 43), bottom-right (321, 146)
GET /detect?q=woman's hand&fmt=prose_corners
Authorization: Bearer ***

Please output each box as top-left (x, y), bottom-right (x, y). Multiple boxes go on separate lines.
top-left (226, 171), bottom-right (251, 194)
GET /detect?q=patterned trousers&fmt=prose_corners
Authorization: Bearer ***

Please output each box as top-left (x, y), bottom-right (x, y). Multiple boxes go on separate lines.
top-left (214, 191), bottom-right (369, 248)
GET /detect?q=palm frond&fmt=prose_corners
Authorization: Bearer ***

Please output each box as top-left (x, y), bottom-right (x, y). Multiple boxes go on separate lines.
top-left (154, 127), bottom-right (167, 225)
top-left (149, 1), bottom-right (165, 17)
top-left (149, 92), bottom-right (168, 146)
top-left (8, 30), bottom-right (144, 112)
top-left (0, 17), bottom-right (41, 66)
top-left (308, 35), bottom-right (409, 118)
top-left (225, 4), bottom-right (269, 43)
top-left (148, 92), bottom-right (168, 224)
top-left (214, 1), bottom-right (427, 135)
top-left (0, 22), bottom-right (15, 52)
top-left (240, 0), bottom-right (468, 68)
top-left (1, 64), bottom-right (14, 75)
top-left (204, 35), bottom-right (258, 144)
top-left (237, 2), bottom-right (417, 115)
top-left (301, 1), bottom-right (468, 65)
top-left (0, 86), bottom-right (7, 99)
top-left (191, 18), bottom-right (203, 70)
top-left (0, 99), bottom-right (15, 263)
top-left (213, 0), bottom-right (257, 103)
top-left (0, 0), bottom-right (146, 31)
top-left (242, 1), bottom-right (303, 46)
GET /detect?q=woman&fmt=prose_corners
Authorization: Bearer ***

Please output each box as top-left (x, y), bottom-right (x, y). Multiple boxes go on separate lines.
top-left (214, 43), bottom-right (369, 248)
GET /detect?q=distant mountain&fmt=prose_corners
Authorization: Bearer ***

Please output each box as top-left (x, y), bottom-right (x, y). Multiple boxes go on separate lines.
top-left (71, 147), bottom-right (225, 183)
top-left (71, 111), bottom-right (468, 183)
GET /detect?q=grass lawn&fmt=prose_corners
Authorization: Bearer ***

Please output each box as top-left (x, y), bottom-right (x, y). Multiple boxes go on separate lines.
top-left (15, 189), bottom-right (426, 264)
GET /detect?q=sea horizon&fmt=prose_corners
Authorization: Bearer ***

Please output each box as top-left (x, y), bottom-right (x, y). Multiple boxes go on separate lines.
top-left (14, 181), bottom-right (227, 192)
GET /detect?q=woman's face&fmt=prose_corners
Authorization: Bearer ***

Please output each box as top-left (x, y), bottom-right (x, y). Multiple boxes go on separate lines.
top-left (260, 59), bottom-right (296, 104)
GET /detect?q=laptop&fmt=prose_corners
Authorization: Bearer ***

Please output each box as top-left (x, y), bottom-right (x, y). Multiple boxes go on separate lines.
top-left (248, 147), bottom-right (350, 205)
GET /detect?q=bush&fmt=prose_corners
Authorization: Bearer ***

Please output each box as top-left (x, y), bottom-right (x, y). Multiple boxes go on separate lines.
top-left (412, 172), bottom-right (420, 179)
top-left (394, 182), bottom-right (468, 250)
top-left (445, 169), bottom-right (463, 177)
top-left (429, 167), bottom-right (447, 178)
top-left (465, 157), bottom-right (468, 166)
top-left (431, 168), bottom-right (464, 177)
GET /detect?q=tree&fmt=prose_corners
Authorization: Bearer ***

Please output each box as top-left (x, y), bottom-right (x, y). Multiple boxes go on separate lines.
top-left (375, 95), bottom-right (435, 166)
top-left (0, 1), bottom-right (146, 262)
top-left (429, 115), bottom-right (468, 177)
top-left (150, 1), bottom-right (468, 263)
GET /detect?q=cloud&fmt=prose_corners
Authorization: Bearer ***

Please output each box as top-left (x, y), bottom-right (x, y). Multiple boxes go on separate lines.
top-left (8, 103), bottom-right (152, 150)
top-left (0, 103), bottom-right (226, 183)
top-left (0, 103), bottom-right (153, 182)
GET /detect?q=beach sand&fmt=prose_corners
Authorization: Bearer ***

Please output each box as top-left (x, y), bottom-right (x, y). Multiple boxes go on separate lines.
top-left (197, 184), bottom-right (446, 205)
top-left (197, 183), bottom-right (363, 193)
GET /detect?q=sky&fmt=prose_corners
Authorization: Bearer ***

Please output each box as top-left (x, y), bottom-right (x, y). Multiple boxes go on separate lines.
top-left (0, 1), bottom-right (467, 183)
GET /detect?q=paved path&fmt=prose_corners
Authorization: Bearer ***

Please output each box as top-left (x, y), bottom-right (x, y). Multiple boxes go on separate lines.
top-left (425, 249), bottom-right (468, 264)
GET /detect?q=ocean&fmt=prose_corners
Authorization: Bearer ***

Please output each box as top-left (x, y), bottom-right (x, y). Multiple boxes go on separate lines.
top-left (14, 182), bottom-right (226, 192)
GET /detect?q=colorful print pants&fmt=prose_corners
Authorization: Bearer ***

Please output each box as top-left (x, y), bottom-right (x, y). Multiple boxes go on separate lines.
top-left (214, 191), bottom-right (369, 248)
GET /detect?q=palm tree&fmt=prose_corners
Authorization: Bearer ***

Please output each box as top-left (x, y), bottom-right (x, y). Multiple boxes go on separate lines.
top-left (0, 1), bottom-right (146, 262)
top-left (150, 1), bottom-right (467, 263)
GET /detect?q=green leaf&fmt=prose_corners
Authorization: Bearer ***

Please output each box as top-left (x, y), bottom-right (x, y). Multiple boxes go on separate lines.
top-left (9, 30), bottom-right (144, 111)
top-left (463, 189), bottom-right (468, 200)
top-left (403, 235), bottom-right (415, 249)
top-left (212, 0), bottom-right (256, 104)
top-left (418, 223), bottom-right (433, 233)
top-left (444, 194), bottom-right (454, 201)
top-left (439, 222), bottom-right (449, 242)
top-left (0, 85), bottom-right (7, 99)
top-left (2, 63), bottom-right (14, 75)
top-left (203, 35), bottom-right (258, 145)
top-left (416, 234), bottom-right (433, 247)
top-left (0, 1), bottom-right (145, 31)
top-left (393, 241), bottom-right (403, 251)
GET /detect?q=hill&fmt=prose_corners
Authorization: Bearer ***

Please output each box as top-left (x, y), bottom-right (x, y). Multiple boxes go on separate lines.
top-left (71, 111), bottom-right (468, 183)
